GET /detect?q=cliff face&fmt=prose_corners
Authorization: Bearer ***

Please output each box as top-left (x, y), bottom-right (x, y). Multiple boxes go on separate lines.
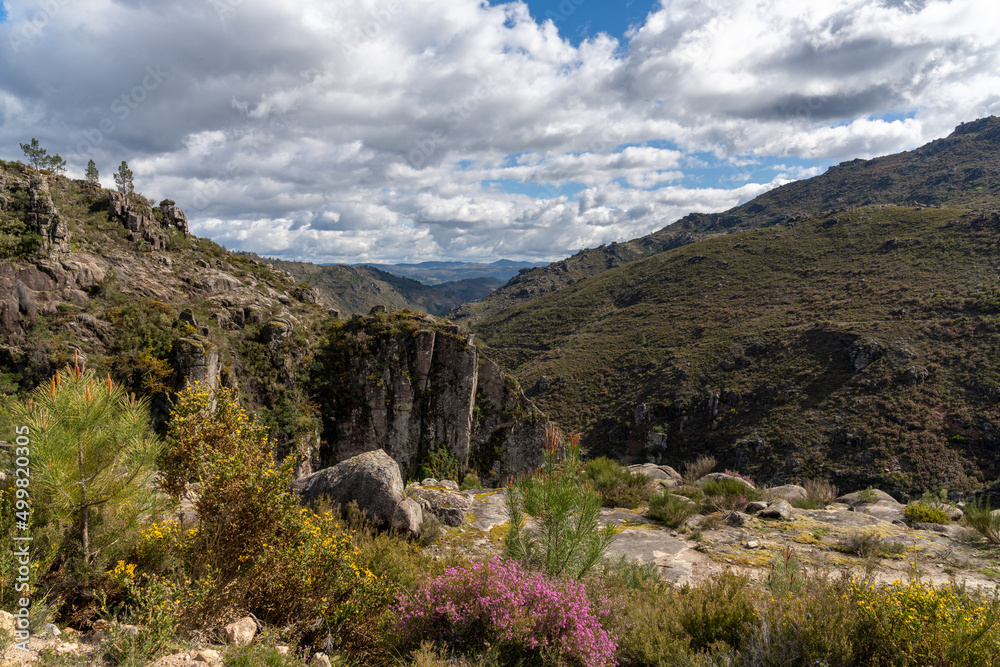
top-left (317, 311), bottom-right (549, 485)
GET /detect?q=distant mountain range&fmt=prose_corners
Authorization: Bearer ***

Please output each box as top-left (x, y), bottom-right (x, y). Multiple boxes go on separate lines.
top-left (358, 259), bottom-right (548, 285)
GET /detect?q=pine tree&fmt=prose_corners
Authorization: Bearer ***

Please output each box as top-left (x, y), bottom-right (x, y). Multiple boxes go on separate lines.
top-left (13, 353), bottom-right (163, 565)
top-left (18, 138), bottom-right (66, 175)
top-left (85, 159), bottom-right (99, 188)
top-left (114, 160), bottom-right (134, 197)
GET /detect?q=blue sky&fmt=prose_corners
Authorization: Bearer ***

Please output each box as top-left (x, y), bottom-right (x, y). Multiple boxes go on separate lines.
top-left (0, 0), bottom-right (997, 263)
top-left (513, 0), bottom-right (660, 45)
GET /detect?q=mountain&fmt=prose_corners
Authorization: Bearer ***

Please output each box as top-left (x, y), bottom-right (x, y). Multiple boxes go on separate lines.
top-left (361, 259), bottom-right (547, 284)
top-left (251, 255), bottom-right (465, 316)
top-left (457, 116), bottom-right (1000, 323)
top-left (471, 118), bottom-right (1000, 496)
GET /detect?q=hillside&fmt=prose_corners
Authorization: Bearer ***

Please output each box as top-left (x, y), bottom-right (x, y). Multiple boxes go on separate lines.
top-left (256, 255), bottom-right (466, 316)
top-left (473, 204), bottom-right (1000, 496)
top-left (457, 116), bottom-right (1000, 323)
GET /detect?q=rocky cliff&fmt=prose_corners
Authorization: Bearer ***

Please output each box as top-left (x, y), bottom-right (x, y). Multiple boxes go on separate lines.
top-left (315, 310), bottom-right (550, 485)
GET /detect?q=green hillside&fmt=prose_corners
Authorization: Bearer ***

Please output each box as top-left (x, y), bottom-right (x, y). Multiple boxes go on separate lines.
top-left (458, 116), bottom-right (1000, 323)
top-left (474, 204), bottom-right (1000, 496)
top-left (261, 256), bottom-right (465, 316)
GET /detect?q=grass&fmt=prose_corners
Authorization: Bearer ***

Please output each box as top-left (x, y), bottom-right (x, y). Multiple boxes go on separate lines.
top-left (583, 456), bottom-right (652, 508)
top-left (964, 499), bottom-right (1000, 543)
top-left (836, 531), bottom-right (908, 559)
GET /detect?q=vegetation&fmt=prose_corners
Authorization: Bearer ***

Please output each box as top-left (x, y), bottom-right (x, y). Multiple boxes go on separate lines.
top-left (19, 138), bottom-right (65, 175)
top-left (113, 160), bottom-right (134, 197)
top-left (503, 426), bottom-right (616, 580)
top-left (902, 502), bottom-right (950, 525)
top-left (11, 354), bottom-right (163, 566)
top-left (85, 159), bottom-right (99, 188)
top-left (583, 456), bottom-right (650, 508)
top-left (964, 499), bottom-right (1000, 543)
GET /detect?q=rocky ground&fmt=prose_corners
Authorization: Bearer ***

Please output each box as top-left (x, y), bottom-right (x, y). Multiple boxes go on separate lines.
top-left (4, 474), bottom-right (997, 666)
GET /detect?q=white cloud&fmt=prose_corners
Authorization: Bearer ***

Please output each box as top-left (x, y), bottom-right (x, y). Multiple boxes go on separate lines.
top-left (0, 0), bottom-right (997, 262)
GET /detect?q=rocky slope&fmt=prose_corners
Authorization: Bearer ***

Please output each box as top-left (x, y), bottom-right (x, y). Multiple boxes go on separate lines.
top-left (456, 116), bottom-right (1000, 324)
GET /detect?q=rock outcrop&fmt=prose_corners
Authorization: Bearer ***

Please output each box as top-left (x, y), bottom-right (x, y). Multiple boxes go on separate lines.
top-left (290, 449), bottom-right (423, 535)
top-left (321, 314), bottom-right (551, 485)
top-left (27, 177), bottom-right (70, 254)
top-left (108, 191), bottom-right (189, 250)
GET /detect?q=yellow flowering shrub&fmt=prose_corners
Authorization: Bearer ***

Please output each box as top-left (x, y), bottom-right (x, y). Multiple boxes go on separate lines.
top-left (157, 383), bottom-right (391, 652)
top-left (852, 578), bottom-right (1000, 666)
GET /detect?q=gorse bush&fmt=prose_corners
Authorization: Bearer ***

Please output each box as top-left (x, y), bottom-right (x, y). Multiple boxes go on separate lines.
top-left (836, 531), bottom-right (907, 559)
top-left (397, 557), bottom-right (618, 667)
top-left (504, 426), bottom-right (616, 580)
top-left (852, 579), bottom-right (1000, 665)
top-left (583, 457), bottom-right (651, 509)
top-left (144, 384), bottom-right (392, 655)
top-left (902, 502), bottom-right (949, 525)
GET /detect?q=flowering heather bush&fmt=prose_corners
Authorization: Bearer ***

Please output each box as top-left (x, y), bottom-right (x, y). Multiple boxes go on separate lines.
top-left (397, 557), bottom-right (618, 667)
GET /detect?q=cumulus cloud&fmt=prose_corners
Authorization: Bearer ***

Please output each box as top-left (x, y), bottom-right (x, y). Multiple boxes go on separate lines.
top-left (0, 0), bottom-right (997, 262)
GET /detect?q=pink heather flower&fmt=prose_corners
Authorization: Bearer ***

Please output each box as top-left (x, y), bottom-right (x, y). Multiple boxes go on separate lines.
top-left (397, 557), bottom-right (617, 667)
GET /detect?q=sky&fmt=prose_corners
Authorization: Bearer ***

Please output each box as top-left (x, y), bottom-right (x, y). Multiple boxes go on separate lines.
top-left (0, 1), bottom-right (998, 264)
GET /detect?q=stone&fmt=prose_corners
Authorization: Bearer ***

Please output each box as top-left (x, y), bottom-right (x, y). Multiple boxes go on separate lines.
top-left (758, 499), bottom-right (793, 520)
top-left (849, 337), bottom-right (883, 372)
top-left (745, 501), bottom-right (769, 514)
top-left (310, 653), bottom-right (333, 667)
top-left (0, 610), bottom-right (14, 634)
top-left (172, 337), bottom-right (220, 392)
top-left (45, 622), bottom-right (61, 636)
top-left (629, 463), bottom-right (683, 488)
top-left (835, 489), bottom-right (899, 506)
top-left (767, 484), bottom-right (807, 503)
top-left (726, 510), bottom-right (749, 526)
top-left (194, 649), bottom-right (222, 663)
top-left (55, 643), bottom-right (80, 654)
top-left (224, 616), bottom-right (258, 645)
top-left (276, 646), bottom-right (290, 655)
top-left (411, 485), bottom-right (473, 527)
top-left (291, 449), bottom-right (423, 535)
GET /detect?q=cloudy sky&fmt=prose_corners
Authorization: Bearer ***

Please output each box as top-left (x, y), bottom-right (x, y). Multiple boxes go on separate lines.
top-left (1, 0), bottom-right (997, 264)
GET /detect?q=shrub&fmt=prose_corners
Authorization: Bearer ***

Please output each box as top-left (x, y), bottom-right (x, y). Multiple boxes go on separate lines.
top-left (673, 570), bottom-right (757, 653)
top-left (700, 477), bottom-right (761, 513)
top-left (856, 487), bottom-right (878, 503)
top-left (903, 502), bottom-right (949, 525)
top-left (963, 499), bottom-right (1000, 543)
top-left (646, 491), bottom-right (697, 528)
top-left (153, 384), bottom-right (392, 655)
top-left (504, 426), bottom-right (615, 580)
top-left (851, 579), bottom-right (1000, 665)
top-left (419, 445), bottom-right (462, 484)
top-left (397, 557), bottom-right (618, 667)
top-left (836, 531), bottom-right (907, 559)
top-left (682, 455), bottom-right (715, 482)
top-left (803, 478), bottom-right (839, 506)
top-left (460, 471), bottom-right (482, 491)
top-left (765, 547), bottom-right (804, 597)
top-left (583, 457), bottom-right (651, 509)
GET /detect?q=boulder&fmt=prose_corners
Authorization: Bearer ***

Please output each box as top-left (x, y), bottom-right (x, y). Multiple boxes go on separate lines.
top-left (629, 463), bottom-right (683, 488)
top-left (224, 616), bottom-right (258, 645)
top-left (0, 610), bottom-right (14, 634)
top-left (767, 484), bottom-right (807, 502)
top-left (695, 472), bottom-right (756, 490)
top-left (310, 654), bottom-right (333, 667)
top-left (835, 489), bottom-right (899, 507)
top-left (408, 483), bottom-right (472, 527)
top-left (745, 501), bottom-right (769, 514)
top-left (291, 449), bottom-right (423, 535)
top-left (758, 499), bottom-right (793, 520)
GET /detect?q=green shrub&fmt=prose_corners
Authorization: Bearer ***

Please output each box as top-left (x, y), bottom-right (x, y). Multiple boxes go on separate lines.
top-left (857, 487), bottom-right (878, 503)
top-left (903, 502), bottom-right (949, 525)
top-left (418, 445), bottom-right (462, 483)
top-left (647, 491), bottom-right (698, 528)
top-left (964, 499), bottom-right (1000, 543)
top-left (460, 471), bottom-right (482, 491)
top-left (765, 546), bottom-right (804, 597)
top-left (674, 571), bottom-right (758, 653)
top-left (700, 477), bottom-right (761, 513)
top-left (583, 456), bottom-right (651, 508)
